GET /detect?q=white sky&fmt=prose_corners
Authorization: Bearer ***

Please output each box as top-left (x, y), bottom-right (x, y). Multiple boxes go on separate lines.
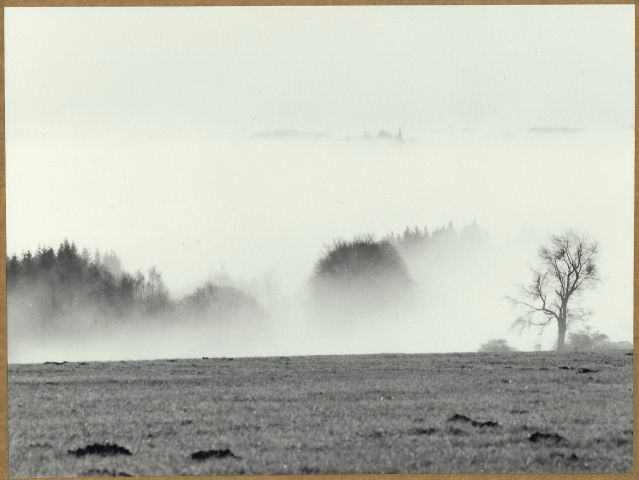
top-left (5, 6), bottom-right (634, 137)
top-left (4, 6), bottom-right (635, 356)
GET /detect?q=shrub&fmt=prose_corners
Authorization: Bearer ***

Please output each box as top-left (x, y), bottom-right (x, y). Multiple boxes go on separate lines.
top-left (567, 329), bottom-right (630, 352)
top-left (181, 282), bottom-right (259, 317)
top-left (479, 338), bottom-right (515, 353)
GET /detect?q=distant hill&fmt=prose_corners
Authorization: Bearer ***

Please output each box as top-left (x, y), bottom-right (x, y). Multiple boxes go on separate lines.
top-left (528, 126), bottom-right (584, 135)
top-left (251, 128), bottom-right (414, 144)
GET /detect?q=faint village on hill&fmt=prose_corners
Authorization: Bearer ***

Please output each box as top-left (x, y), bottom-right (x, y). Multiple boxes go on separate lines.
top-left (251, 128), bottom-right (408, 144)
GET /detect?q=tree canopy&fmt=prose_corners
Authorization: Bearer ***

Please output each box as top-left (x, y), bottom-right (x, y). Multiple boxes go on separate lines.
top-left (312, 235), bottom-right (412, 308)
top-left (7, 240), bottom-right (259, 331)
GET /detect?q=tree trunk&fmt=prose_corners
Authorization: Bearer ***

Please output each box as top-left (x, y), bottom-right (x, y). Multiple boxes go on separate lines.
top-left (556, 318), bottom-right (567, 352)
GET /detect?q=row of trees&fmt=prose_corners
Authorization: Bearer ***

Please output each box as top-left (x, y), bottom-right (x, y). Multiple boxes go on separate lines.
top-left (312, 228), bottom-right (606, 352)
top-left (7, 240), bottom-right (259, 331)
top-left (8, 241), bottom-right (166, 322)
top-left (9, 227), bottom-right (613, 352)
top-left (384, 221), bottom-right (486, 255)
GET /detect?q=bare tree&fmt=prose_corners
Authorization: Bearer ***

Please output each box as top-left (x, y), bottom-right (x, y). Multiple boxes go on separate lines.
top-left (508, 231), bottom-right (599, 352)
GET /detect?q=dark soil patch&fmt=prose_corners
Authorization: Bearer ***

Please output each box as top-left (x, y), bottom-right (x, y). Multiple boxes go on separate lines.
top-left (577, 368), bottom-right (599, 374)
top-left (529, 431), bottom-right (565, 444)
top-left (447, 413), bottom-right (499, 428)
top-left (474, 420), bottom-right (499, 428)
top-left (191, 448), bottom-right (240, 461)
top-left (83, 469), bottom-right (132, 477)
top-left (408, 427), bottom-right (438, 435)
top-left (44, 361), bottom-right (67, 365)
top-left (511, 409), bottom-right (529, 414)
top-left (558, 366), bottom-right (574, 370)
top-left (447, 414), bottom-right (473, 423)
top-left (68, 443), bottom-right (132, 457)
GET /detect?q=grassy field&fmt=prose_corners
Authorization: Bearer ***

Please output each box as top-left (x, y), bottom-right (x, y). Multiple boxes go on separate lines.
top-left (8, 351), bottom-right (633, 476)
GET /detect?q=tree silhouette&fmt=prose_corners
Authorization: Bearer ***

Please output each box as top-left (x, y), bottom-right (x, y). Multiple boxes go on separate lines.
top-left (508, 231), bottom-right (599, 352)
top-left (312, 235), bottom-right (411, 308)
top-left (7, 240), bottom-right (171, 327)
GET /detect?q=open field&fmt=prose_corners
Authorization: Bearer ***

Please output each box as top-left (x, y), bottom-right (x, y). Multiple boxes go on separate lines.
top-left (8, 351), bottom-right (633, 476)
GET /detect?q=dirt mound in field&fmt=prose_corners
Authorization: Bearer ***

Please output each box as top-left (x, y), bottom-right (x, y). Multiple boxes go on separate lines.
top-left (83, 469), bottom-right (132, 476)
top-left (447, 413), bottom-right (499, 428)
top-left (68, 443), bottom-right (132, 457)
top-left (448, 413), bottom-right (473, 423)
top-left (474, 420), bottom-right (499, 427)
top-left (191, 448), bottom-right (240, 460)
top-left (528, 431), bottom-right (565, 443)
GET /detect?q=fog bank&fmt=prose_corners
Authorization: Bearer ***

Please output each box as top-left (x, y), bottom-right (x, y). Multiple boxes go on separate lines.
top-left (7, 132), bottom-right (633, 363)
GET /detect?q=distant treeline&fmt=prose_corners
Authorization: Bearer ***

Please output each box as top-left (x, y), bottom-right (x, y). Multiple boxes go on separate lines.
top-left (7, 240), bottom-right (258, 330)
top-left (8, 221), bottom-right (485, 330)
top-left (385, 221), bottom-right (487, 254)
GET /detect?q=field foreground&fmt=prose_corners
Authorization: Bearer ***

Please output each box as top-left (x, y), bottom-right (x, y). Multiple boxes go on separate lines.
top-left (9, 351), bottom-right (633, 476)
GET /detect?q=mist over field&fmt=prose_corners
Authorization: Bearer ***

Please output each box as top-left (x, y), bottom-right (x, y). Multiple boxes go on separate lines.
top-left (7, 130), bottom-right (633, 363)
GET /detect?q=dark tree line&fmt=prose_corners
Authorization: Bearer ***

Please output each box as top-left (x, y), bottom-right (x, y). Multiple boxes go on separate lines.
top-left (7, 240), bottom-right (258, 330)
top-left (384, 221), bottom-right (486, 256)
top-left (8, 240), bottom-right (170, 325)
